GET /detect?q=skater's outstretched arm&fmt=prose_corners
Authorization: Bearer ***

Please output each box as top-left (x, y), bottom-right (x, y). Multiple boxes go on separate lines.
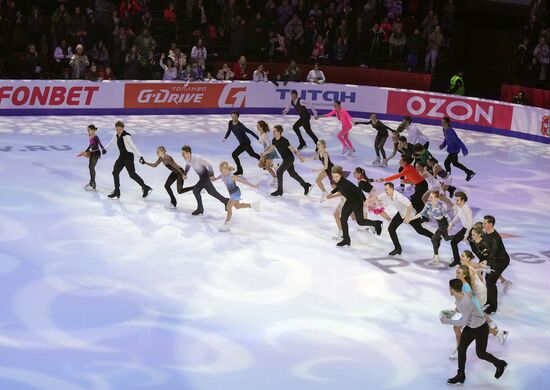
top-left (233, 176), bottom-right (259, 188)
top-left (142, 157), bottom-right (162, 167)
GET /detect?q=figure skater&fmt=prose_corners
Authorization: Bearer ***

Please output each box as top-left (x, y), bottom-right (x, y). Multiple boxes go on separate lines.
top-left (211, 161), bottom-right (261, 231)
top-left (104, 121), bottom-right (152, 199)
top-left (139, 146), bottom-right (194, 208)
top-left (415, 161), bottom-right (453, 209)
top-left (426, 155), bottom-right (457, 198)
top-left (302, 139), bottom-right (335, 202)
top-left (256, 120), bottom-right (278, 186)
top-left (181, 145), bottom-right (229, 215)
top-left (403, 116), bottom-right (429, 148)
top-left (262, 125), bottom-right (312, 197)
top-left (78, 124), bottom-right (106, 190)
top-left (448, 191), bottom-right (474, 267)
top-left (353, 167), bottom-right (391, 222)
top-left (405, 190), bottom-right (451, 266)
top-left (354, 113), bottom-right (395, 166)
top-left (440, 116), bottom-right (475, 181)
top-left (440, 279), bottom-right (507, 385)
top-left (282, 89), bottom-right (319, 150)
top-left (315, 100), bottom-right (355, 155)
top-left (223, 111), bottom-right (260, 176)
top-left (326, 165), bottom-right (382, 247)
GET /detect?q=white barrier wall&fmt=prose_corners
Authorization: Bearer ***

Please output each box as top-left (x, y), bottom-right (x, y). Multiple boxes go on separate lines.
top-left (0, 80), bottom-right (548, 143)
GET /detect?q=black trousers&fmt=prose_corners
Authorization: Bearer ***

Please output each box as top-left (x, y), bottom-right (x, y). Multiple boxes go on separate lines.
top-left (113, 154), bottom-right (147, 190)
top-left (341, 201), bottom-right (379, 242)
top-left (277, 158), bottom-right (307, 193)
top-left (293, 117), bottom-right (318, 147)
top-left (388, 213), bottom-right (433, 252)
top-left (374, 133), bottom-right (388, 159)
top-left (165, 172), bottom-right (194, 206)
top-left (411, 180), bottom-right (428, 213)
top-left (485, 257), bottom-right (510, 313)
top-left (445, 152), bottom-right (473, 175)
top-left (232, 142), bottom-right (260, 174)
top-left (451, 227), bottom-right (472, 264)
top-left (432, 218), bottom-right (450, 255)
top-left (458, 322), bottom-right (504, 372)
top-left (88, 152), bottom-right (100, 186)
top-left (192, 174), bottom-right (228, 212)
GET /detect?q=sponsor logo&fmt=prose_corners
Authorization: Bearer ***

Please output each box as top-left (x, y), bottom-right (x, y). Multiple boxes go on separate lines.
top-left (276, 88), bottom-right (357, 103)
top-left (124, 83), bottom-right (225, 109)
top-left (387, 91), bottom-right (513, 129)
top-left (218, 86), bottom-right (246, 108)
top-left (0, 86), bottom-right (100, 106)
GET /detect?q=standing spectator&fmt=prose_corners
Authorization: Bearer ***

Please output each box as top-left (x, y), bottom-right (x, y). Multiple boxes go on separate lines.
top-left (277, 0), bottom-right (293, 27)
top-left (253, 64), bottom-right (269, 81)
top-left (307, 62), bottom-right (326, 84)
top-left (441, 0), bottom-right (456, 36)
top-left (71, 6), bottom-right (88, 46)
top-left (134, 28), bottom-right (156, 60)
top-left (421, 10), bottom-right (438, 39)
top-left (332, 37), bottom-right (348, 64)
top-left (50, 4), bottom-right (71, 47)
top-left (425, 26), bottom-right (444, 74)
top-left (112, 26), bottom-right (134, 77)
top-left (216, 63), bottom-right (235, 80)
top-left (23, 44), bottom-right (42, 79)
top-left (368, 23), bottom-right (385, 63)
top-left (311, 34), bottom-right (327, 62)
top-left (336, 19), bottom-right (350, 42)
top-left (380, 17), bottom-right (393, 44)
top-left (169, 46), bottom-right (187, 73)
top-left (54, 38), bottom-right (73, 75)
top-left (230, 16), bottom-right (246, 57)
top-left (385, 0), bottom-right (403, 19)
top-left (191, 38), bottom-right (208, 64)
top-left (248, 12), bottom-right (266, 56)
top-left (12, 11), bottom-right (26, 52)
top-left (90, 40), bottom-right (110, 67)
top-left (515, 38), bottom-right (530, 80)
top-left (232, 55), bottom-right (249, 80)
top-left (533, 36), bottom-right (549, 84)
top-left (179, 64), bottom-right (197, 81)
top-left (285, 14), bottom-right (304, 61)
top-left (159, 53), bottom-right (177, 80)
top-left (389, 27), bottom-right (407, 60)
top-left (124, 44), bottom-right (142, 79)
top-left (164, 2), bottom-right (177, 42)
top-left (192, 0), bottom-right (208, 34)
top-left (28, 6), bottom-right (44, 47)
top-left (70, 44), bottom-right (90, 79)
top-left (407, 28), bottom-right (423, 72)
top-left (268, 29), bottom-right (287, 61)
top-left (280, 60), bottom-right (301, 83)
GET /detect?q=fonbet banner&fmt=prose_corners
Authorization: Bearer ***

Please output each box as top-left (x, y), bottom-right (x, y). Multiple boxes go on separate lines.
top-left (0, 80), bottom-right (548, 142)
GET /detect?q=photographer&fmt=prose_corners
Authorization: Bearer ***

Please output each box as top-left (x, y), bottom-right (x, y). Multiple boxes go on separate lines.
top-left (512, 91), bottom-right (528, 105)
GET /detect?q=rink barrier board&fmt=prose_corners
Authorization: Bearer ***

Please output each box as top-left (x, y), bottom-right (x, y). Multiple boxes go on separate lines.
top-left (0, 80), bottom-right (548, 144)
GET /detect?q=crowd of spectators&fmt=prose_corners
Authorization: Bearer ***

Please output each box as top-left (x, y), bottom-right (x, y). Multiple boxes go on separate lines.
top-left (0, 0), bottom-right (461, 82)
top-left (512, 0), bottom-right (549, 88)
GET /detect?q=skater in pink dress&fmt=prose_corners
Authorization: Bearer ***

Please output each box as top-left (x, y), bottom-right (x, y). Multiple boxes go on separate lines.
top-left (315, 100), bottom-right (355, 155)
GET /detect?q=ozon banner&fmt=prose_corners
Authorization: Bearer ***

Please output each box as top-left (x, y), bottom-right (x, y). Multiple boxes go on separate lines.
top-left (386, 90), bottom-right (514, 130)
top-left (123, 82), bottom-right (247, 109)
top-left (0, 80), bottom-right (122, 109)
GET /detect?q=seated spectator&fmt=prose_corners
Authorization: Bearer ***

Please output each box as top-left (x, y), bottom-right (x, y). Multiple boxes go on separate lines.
top-left (98, 66), bottom-right (114, 80)
top-left (159, 53), bottom-right (177, 80)
top-left (216, 63), bottom-right (234, 80)
top-left (407, 28), bottom-right (423, 72)
top-left (512, 91), bottom-right (528, 105)
top-left (87, 63), bottom-right (100, 81)
top-left (23, 44), bottom-right (43, 79)
top-left (54, 39), bottom-right (73, 74)
top-left (191, 38), bottom-right (208, 64)
top-left (311, 35), bottom-right (327, 62)
top-left (253, 64), bottom-right (269, 82)
top-left (90, 40), bottom-right (109, 67)
top-left (204, 72), bottom-right (216, 82)
top-left (134, 28), bottom-right (157, 60)
top-left (70, 44), bottom-right (90, 79)
top-left (179, 64), bottom-right (197, 81)
top-left (332, 37), bottom-right (348, 63)
top-left (193, 62), bottom-right (205, 80)
top-left (124, 45), bottom-right (142, 79)
top-left (389, 27), bottom-right (406, 60)
top-left (232, 56), bottom-right (249, 80)
top-left (307, 62), bottom-right (325, 84)
top-left (169, 46), bottom-right (187, 72)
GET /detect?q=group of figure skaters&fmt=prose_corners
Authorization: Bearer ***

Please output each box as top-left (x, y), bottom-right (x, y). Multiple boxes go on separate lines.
top-left (79, 93), bottom-right (513, 385)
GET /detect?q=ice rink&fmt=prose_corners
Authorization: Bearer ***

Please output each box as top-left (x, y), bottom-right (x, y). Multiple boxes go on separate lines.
top-left (1, 113), bottom-right (550, 389)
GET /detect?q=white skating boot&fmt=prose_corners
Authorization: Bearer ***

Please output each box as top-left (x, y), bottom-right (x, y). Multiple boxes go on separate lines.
top-left (165, 203), bottom-right (176, 209)
top-left (372, 157), bottom-right (380, 165)
top-left (332, 229), bottom-right (343, 240)
top-left (251, 200), bottom-right (261, 212)
top-left (219, 221), bottom-right (231, 232)
top-left (449, 349), bottom-right (458, 360)
top-left (427, 255), bottom-right (440, 266)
